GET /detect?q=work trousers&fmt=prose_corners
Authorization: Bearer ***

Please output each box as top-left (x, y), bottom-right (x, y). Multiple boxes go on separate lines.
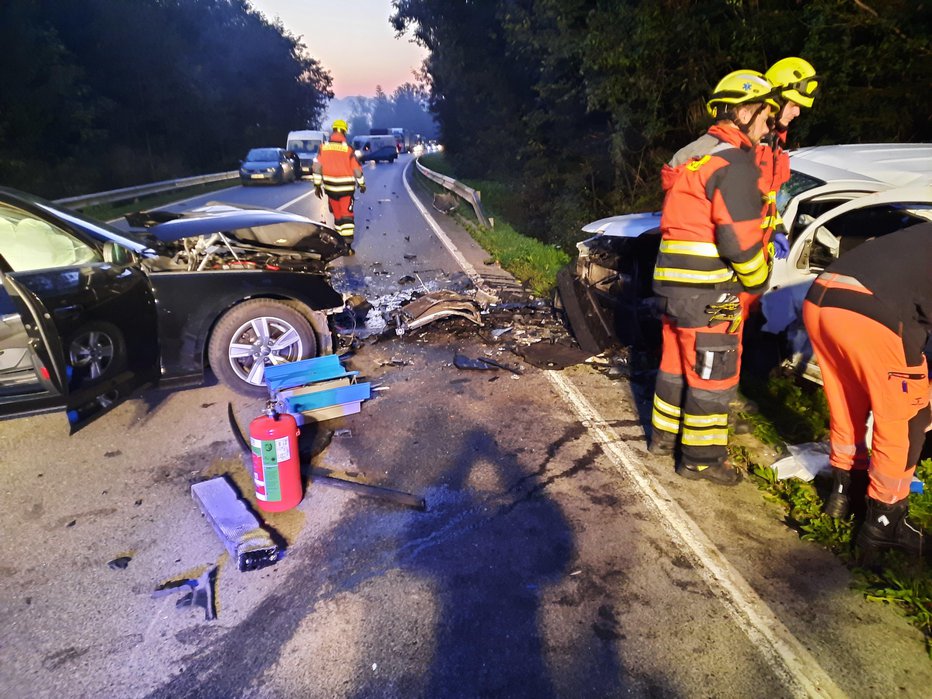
top-left (326, 193), bottom-right (356, 242)
top-left (651, 307), bottom-right (743, 468)
top-left (803, 274), bottom-right (930, 503)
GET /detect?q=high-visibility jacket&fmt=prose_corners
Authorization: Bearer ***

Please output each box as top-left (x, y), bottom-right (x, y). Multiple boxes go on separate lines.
top-left (756, 130), bottom-right (791, 236)
top-left (653, 124), bottom-right (769, 297)
top-left (312, 132), bottom-right (365, 196)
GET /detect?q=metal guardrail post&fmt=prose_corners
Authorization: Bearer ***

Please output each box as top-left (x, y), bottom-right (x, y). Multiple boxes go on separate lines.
top-left (54, 171), bottom-right (239, 210)
top-left (415, 157), bottom-right (493, 228)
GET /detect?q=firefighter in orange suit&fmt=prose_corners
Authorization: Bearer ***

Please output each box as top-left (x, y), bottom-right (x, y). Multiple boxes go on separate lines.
top-left (649, 70), bottom-right (777, 485)
top-left (803, 223), bottom-right (931, 560)
top-left (312, 119), bottom-right (366, 248)
top-left (740, 58), bottom-right (820, 317)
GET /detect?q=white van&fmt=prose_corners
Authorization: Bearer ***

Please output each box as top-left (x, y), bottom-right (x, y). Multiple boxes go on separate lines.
top-left (286, 130), bottom-right (327, 177)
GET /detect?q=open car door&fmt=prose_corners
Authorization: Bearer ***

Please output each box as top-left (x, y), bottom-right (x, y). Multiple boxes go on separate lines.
top-left (0, 261), bottom-right (159, 432)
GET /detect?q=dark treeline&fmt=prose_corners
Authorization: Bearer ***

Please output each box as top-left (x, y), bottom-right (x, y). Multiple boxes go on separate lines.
top-left (0, 0), bottom-right (332, 198)
top-left (392, 0), bottom-right (931, 249)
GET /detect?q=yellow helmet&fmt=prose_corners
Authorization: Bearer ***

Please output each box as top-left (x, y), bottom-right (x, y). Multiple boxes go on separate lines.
top-left (765, 57), bottom-right (819, 108)
top-left (332, 119), bottom-right (348, 133)
top-left (706, 69), bottom-right (780, 119)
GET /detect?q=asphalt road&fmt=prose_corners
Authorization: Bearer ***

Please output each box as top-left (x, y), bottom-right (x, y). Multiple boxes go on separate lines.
top-left (1, 156), bottom-right (930, 698)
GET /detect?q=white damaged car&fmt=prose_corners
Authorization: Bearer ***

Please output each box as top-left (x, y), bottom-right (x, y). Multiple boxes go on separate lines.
top-left (558, 143), bottom-right (932, 381)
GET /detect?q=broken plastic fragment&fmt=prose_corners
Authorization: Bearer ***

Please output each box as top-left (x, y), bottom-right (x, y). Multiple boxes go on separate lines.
top-left (770, 442), bottom-right (832, 481)
top-left (153, 566), bottom-right (217, 621)
top-left (454, 354), bottom-right (495, 370)
top-left (108, 556), bottom-right (132, 570)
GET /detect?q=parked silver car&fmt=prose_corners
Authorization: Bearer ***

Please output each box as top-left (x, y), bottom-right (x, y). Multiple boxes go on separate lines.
top-left (239, 147), bottom-right (297, 185)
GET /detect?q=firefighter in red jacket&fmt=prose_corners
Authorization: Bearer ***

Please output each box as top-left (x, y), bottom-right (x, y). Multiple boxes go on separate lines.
top-left (312, 119), bottom-right (366, 248)
top-left (649, 70), bottom-right (778, 485)
top-left (803, 223), bottom-right (931, 560)
top-left (758, 57), bottom-right (820, 261)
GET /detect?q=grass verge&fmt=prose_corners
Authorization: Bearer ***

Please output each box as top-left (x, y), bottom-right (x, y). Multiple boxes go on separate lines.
top-left (414, 155), bottom-right (570, 297)
top-left (732, 375), bottom-right (932, 657)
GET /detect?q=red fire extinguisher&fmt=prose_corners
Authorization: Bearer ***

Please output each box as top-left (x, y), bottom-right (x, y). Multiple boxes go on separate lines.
top-left (249, 402), bottom-right (302, 512)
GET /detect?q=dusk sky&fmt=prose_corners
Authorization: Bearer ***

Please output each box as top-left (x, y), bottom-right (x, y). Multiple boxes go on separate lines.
top-left (247, 0), bottom-right (429, 98)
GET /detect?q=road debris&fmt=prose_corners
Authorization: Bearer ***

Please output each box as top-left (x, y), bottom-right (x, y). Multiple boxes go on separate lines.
top-left (153, 566), bottom-right (217, 621)
top-left (191, 476), bottom-right (279, 571)
top-left (770, 442), bottom-right (832, 481)
top-left (454, 353), bottom-right (495, 370)
top-left (107, 556), bottom-right (132, 570)
top-left (392, 290), bottom-right (483, 335)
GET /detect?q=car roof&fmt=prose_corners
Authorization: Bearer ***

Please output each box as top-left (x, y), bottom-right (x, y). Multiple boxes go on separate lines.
top-left (788, 143), bottom-right (932, 188)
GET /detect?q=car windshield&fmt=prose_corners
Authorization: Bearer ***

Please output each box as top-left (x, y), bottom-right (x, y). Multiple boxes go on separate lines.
top-left (776, 171), bottom-right (825, 214)
top-left (287, 140), bottom-right (321, 154)
top-left (245, 149), bottom-right (280, 162)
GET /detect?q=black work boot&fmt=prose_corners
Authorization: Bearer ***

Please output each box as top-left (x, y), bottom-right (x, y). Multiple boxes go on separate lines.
top-left (824, 467), bottom-right (869, 520)
top-left (676, 461), bottom-right (743, 486)
top-left (857, 497), bottom-right (925, 564)
top-left (648, 431), bottom-right (677, 457)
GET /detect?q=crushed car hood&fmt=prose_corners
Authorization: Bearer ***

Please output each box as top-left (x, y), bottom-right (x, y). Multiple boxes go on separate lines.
top-left (125, 203), bottom-right (350, 263)
top-left (581, 211), bottom-right (661, 238)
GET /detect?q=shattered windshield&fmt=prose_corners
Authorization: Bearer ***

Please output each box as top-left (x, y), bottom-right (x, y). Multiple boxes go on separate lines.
top-left (776, 171), bottom-right (825, 214)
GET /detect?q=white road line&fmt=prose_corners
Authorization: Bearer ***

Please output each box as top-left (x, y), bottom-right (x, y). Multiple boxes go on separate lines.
top-left (278, 188), bottom-right (314, 211)
top-left (406, 170), bottom-right (845, 698)
top-left (546, 371), bottom-right (844, 699)
top-left (401, 160), bottom-right (488, 291)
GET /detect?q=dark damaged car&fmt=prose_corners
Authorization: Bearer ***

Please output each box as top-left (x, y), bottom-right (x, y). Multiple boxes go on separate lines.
top-left (558, 143), bottom-right (932, 381)
top-left (0, 189), bottom-right (349, 430)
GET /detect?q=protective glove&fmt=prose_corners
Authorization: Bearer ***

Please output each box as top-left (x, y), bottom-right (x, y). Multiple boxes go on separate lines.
top-left (358, 183), bottom-right (366, 194)
top-left (314, 185), bottom-right (323, 199)
top-left (771, 231), bottom-right (790, 260)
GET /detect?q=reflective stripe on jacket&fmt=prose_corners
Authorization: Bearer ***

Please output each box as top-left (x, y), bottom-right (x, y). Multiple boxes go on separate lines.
top-left (311, 132), bottom-right (365, 195)
top-left (654, 125), bottom-right (769, 297)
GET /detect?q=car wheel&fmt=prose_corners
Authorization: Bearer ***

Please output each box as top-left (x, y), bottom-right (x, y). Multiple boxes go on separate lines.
top-left (67, 321), bottom-right (126, 387)
top-left (208, 299), bottom-right (317, 396)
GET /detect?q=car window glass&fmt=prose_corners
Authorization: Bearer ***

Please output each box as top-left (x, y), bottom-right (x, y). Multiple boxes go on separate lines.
top-left (776, 171), bottom-right (825, 214)
top-left (809, 203), bottom-right (932, 270)
top-left (0, 203), bottom-right (99, 272)
top-left (246, 149), bottom-right (280, 161)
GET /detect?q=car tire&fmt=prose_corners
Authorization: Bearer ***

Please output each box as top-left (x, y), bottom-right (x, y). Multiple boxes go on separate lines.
top-left (208, 299), bottom-right (317, 396)
top-left (67, 321), bottom-right (127, 388)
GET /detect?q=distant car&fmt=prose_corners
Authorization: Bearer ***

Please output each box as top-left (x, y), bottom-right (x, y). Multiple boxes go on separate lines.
top-left (352, 135), bottom-right (397, 164)
top-left (0, 188), bottom-right (350, 430)
top-left (239, 147), bottom-right (296, 185)
top-left (559, 143), bottom-right (932, 381)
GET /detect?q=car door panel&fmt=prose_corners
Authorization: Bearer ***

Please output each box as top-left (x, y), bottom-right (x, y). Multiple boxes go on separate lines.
top-left (0, 261), bottom-right (159, 430)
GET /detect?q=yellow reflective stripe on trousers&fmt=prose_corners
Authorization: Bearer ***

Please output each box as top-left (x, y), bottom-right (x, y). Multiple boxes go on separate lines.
top-left (682, 412), bottom-right (728, 428)
top-left (659, 240), bottom-right (721, 257)
top-left (654, 266), bottom-right (736, 284)
top-left (651, 410), bottom-right (681, 434)
top-left (653, 394), bottom-right (682, 418)
top-left (681, 427), bottom-right (729, 446)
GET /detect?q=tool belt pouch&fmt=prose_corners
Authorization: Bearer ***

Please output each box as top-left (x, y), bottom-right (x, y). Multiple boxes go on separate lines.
top-left (693, 333), bottom-right (740, 381)
top-left (877, 365), bottom-right (929, 421)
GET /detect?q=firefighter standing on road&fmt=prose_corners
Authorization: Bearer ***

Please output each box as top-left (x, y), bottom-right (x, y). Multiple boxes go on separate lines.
top-left (803, 223), bottom-right (931, 560)
top-left (312, 119), bottom-right (366, 249)
top-left (649, 70), bottom-right (777, 485)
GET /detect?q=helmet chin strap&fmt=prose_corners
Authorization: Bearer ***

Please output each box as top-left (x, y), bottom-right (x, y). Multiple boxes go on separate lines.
top-left (734, 102), bottom-right (768, 135)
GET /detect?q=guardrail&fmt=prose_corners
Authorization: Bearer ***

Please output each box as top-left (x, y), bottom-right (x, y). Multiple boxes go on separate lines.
top-left (54, 171), bottom-right (239, 210)
top-left (414, 158), bottom-right (493, 228)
